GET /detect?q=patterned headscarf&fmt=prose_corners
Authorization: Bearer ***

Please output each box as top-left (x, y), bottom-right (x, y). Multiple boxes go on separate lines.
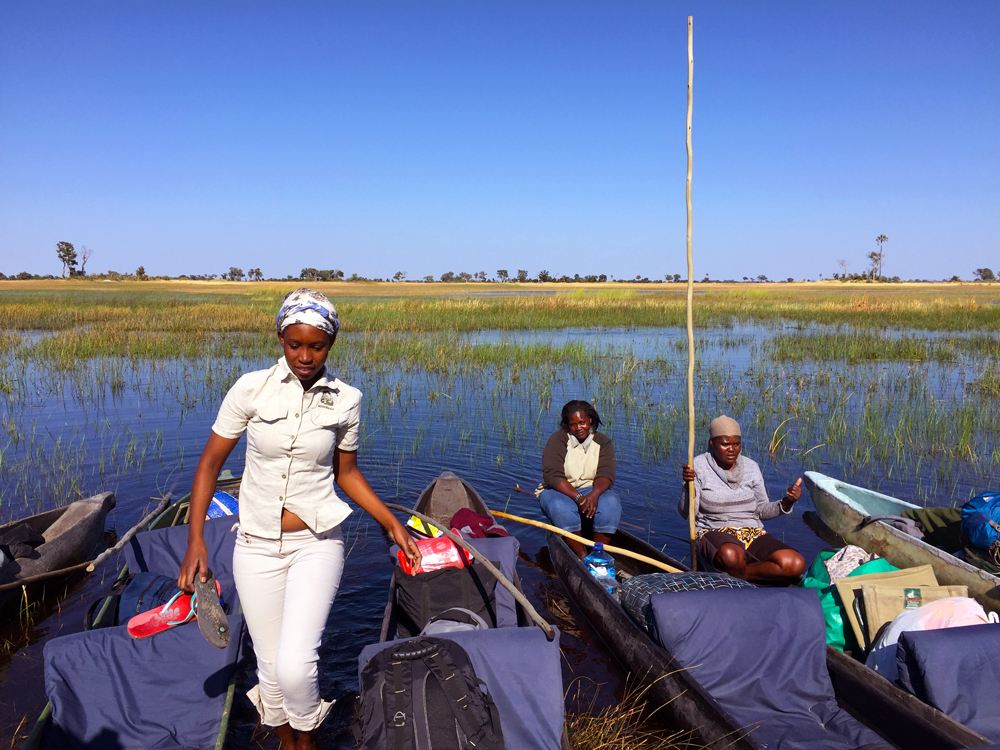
top-left (275, 288), bottom-right (340, 338)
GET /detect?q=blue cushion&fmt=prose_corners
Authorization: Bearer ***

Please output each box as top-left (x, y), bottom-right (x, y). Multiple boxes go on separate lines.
top-left (651, 587), bottom-right (884, 749)
top-left (897, 623), bottom-right (1000, 741)
top-left (43, 516), bottom-right (243, 749)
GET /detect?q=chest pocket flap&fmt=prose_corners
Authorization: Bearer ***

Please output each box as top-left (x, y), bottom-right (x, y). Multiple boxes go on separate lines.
top-left (310, 407), bottom-right (344, 428)
top-left (255, 404), bottom-right (288, 423)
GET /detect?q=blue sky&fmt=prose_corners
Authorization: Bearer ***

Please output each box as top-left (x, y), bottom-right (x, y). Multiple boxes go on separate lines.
top-left (1, 2), bottom-right (997, 280)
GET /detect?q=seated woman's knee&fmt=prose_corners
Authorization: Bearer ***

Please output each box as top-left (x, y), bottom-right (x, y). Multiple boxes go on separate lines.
top-left (772, 549), bottom-right (806, 578)
top-left (538, 488), bottom-right (582, 532)
top-left (715, 542), bottom-right (746, 571)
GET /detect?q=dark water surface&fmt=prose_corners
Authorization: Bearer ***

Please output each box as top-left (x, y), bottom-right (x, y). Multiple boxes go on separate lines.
top-left (0, 324), bottom-right (995, 746)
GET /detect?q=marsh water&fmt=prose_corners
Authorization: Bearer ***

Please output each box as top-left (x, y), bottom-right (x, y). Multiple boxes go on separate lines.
top-left (1, 322), bottom-right (998, 746)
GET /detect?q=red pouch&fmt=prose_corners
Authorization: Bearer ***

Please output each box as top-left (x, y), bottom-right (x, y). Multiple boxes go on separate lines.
top-left (398, 534), bottom-right (473, 575)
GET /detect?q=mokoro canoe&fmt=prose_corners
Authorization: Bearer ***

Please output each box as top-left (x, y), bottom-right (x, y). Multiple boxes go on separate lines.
top-left (0, 492), bottom-right (115, 591)
top-left (23, 473), bottom-right (242, 750)
top-left (370, 471), bottom-right (570, 750)
top-left (805, 471), bottom-right (1000, 615)
top-left (547, 528), bottom-right (991, 750)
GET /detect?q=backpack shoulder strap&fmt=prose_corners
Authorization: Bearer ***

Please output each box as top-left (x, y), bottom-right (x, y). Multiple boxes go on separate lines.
top-left (384, 653), bottom-right (414, 750)
top-left (422, 643), bottom-right (504, 750)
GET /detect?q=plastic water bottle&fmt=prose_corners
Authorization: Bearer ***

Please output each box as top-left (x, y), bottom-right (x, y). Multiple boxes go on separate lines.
top-left (583, 543), bottom-right (618, 597)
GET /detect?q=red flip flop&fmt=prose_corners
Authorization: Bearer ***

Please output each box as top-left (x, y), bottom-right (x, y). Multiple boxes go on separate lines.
top-left (127, 589), bottom-right (197, 639)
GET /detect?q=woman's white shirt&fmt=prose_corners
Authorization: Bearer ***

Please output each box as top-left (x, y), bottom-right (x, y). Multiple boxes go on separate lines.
top-left (212, 357), bottom-right (359, 539)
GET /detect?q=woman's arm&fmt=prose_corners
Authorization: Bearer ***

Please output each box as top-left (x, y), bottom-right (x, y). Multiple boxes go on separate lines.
top-left (334, 449), bottom-right (420, 567)
top-left (178, 432), bottom-right (241, 591)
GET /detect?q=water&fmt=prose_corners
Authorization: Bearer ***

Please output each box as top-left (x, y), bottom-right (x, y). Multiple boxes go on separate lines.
top-left (0, 323), bottom-right (997, 746)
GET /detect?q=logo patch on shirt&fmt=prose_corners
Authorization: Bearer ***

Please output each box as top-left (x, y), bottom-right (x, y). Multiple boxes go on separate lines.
top-left (319, 391), bottom-right (337, 408)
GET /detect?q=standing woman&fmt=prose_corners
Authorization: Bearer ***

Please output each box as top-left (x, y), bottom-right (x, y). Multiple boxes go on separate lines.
top-left (178, 288), bottom-right (419, 750)
top-left (679, 414), bottom-right (805, 584)
top-left (538, 400), bottom-right (622, 558)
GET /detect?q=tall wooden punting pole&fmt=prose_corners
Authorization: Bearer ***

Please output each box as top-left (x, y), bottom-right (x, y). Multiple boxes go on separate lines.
top-left (685, 16), bottom-right (698, 569)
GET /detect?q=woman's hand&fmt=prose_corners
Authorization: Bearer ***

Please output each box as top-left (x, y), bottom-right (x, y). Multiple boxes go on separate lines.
top-left (389, 521), bottom-right (421, 570)
top-left (579, 491), bottom-right (600, 519)
top-left (682, 464), bottom-right (696, 483)
top-left (178, 538), bottom-right (210, 593)
top-left (781, 477), bottom-right (803, 511)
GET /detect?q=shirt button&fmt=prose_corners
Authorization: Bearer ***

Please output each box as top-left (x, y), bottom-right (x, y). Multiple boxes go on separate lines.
top-left (281, 474), bottom-right (286, 479)
top-left (294, 412), bottom-right (299, 417)
top-left (279, 496), bottom-right (283, 501)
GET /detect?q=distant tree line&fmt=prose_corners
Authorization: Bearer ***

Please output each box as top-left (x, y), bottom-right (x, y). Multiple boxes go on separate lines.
top-left (0, 237), bottom-right (987, 284)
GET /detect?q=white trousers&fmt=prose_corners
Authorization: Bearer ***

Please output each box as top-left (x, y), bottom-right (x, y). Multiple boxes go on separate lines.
top-left (233, 525), bottom-right (345, 731)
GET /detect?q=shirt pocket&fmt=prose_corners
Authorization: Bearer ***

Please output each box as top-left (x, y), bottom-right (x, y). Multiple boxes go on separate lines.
top-left (253, 404), bottom-right (289, 424)
top-left (310, 408), bottom-right (344, 430)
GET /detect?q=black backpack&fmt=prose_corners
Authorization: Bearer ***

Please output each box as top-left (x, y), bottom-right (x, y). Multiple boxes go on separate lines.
top-left (358, 637), bottom-right (504, 750)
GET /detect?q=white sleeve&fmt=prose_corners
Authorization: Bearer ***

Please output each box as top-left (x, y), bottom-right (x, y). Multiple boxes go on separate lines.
top-left (211, 376), bottom-right (253, 439)
top-left (336, 394), bottom-right (361, 452)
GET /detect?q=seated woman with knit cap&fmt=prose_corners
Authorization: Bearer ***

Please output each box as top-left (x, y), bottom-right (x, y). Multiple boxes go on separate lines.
top-left (538, 400), bottom-right (622, 558)
top-left (679, 415), bottom-right (806, 584)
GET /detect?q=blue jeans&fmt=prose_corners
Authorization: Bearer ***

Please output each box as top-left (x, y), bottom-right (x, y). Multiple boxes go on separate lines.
top-left (538, 486), bottom-right (622, 534)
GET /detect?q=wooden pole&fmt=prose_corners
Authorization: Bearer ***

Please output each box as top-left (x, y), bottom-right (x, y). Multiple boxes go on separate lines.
top-left (85, 494), bottom-right (172, 572)
top-left (685, 16), bottom-right (698, 570)
top-left (492, 510), bottom-right (682, 574)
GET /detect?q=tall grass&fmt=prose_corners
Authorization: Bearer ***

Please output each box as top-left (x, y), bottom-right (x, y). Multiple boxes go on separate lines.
top-left (3, 283), bottom-right (1000, 335)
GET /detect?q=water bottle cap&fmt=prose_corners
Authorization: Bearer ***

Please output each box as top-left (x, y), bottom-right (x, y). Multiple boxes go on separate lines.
top-left (593, 542), bottom-right (603, 552)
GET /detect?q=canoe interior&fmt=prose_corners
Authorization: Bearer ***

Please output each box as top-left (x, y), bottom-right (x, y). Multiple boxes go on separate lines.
top-left (412, 470), bottom-right (493, 529)
top-left (815, 474), bottom-right (920, 516)
top-left (549, 529), bottom-right (989, 750)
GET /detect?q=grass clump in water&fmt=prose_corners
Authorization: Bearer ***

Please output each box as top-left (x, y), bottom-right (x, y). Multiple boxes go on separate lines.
top-left (765, 332), bottom-right (952, 364)
top-left (968, 371), bottom-right (1000, 399)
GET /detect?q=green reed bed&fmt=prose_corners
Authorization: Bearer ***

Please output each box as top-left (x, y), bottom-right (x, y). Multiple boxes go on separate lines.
top-left (766, 331), bottom-right (1000, 364)
top-left (765, 332), bottom-right (954, 363)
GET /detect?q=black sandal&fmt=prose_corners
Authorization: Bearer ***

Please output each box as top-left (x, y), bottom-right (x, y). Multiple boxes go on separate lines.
top-left (193, 572), bottom-right (230, 649)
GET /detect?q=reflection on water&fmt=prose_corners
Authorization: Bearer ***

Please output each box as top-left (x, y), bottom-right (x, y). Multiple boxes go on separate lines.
top-left (1, 324), bottom-right (998, 744)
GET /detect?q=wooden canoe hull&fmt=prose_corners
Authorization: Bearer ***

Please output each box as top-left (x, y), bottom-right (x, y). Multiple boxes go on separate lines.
top-left (548, 528), bottom-right (989, 750)
top-left (0, 492), bottom-right (115, 589)
top-left (805, 471), bottom-right (1000, 615)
